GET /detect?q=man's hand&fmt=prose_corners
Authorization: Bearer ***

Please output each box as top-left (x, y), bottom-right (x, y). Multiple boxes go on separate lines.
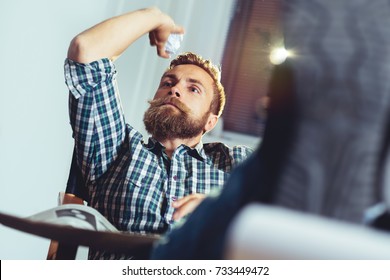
top-left (172, 193), bottom-right (206, 221)
top-left (148, 9), bottom-right (185, 58)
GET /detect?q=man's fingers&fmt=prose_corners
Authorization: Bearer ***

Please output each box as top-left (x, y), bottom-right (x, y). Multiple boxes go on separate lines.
top-left (149, 25), bottom-right (185, 58)
top-left (172, 25), bottom-right (185, 35)
top-left (149, 31), bottom-right (169, 58)
top-left (148, 32), bottom-right (156, 46)
top-left (172, 193), bottom-right (205, 208)
top-left (172, 198), bottom-right (200, 221)
top-left (156, 45), bottom-right (170, 58)
top-left (172, 194), bottom-right (206, 221)
top-left (172, 194), bottom-right (194, 208)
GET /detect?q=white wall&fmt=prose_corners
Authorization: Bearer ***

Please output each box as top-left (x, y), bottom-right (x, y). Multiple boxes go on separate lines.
top-left (0, 0), bottom-right (115, 260)
top-left (0, 0), bottom-right (241, 259)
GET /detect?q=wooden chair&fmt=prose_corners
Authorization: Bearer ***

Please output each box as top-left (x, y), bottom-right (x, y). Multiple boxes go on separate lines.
top-left (47, 148), bottom-right (89, 260)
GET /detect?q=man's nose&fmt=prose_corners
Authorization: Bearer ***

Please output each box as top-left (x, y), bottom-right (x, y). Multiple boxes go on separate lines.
top-left (168, 85), bottom-right (181, 97)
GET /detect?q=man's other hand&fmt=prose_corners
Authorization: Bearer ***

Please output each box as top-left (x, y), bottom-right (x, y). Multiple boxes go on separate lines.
top-left (172, 193), bottom-right (206, 221)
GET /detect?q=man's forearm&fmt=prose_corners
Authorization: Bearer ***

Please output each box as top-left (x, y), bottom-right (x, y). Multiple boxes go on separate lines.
top-left (67, 7), bottom-right (182, 63)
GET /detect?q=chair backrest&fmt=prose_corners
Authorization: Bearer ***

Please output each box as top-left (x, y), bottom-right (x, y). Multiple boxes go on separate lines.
top-left (47, 145), bottom-right (88, 260)
top-left (65, 147), bottom-right (89, 202)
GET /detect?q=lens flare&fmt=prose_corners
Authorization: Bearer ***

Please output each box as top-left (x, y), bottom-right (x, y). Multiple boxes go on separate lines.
top-left (269, 47), bottom-right (291, 65)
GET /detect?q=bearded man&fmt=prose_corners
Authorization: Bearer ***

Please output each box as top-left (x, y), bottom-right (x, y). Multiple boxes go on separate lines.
top-left (53, 7), bottom-right (252, 259)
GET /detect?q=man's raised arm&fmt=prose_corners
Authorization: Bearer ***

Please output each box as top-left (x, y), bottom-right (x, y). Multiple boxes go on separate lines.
top-left (67, 7), bottom-right (185, 63)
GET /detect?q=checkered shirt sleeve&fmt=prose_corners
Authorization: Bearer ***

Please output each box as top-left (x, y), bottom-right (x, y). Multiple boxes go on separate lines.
top-left (65, 58), bottom-right (126, 182)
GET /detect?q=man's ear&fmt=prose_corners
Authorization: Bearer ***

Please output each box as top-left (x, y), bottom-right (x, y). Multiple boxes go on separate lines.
top-left (204, 114), bottom-right (219, 133)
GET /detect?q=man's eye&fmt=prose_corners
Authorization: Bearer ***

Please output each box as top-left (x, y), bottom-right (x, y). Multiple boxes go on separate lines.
top-left (163, 82), bottom-right (172, 87)
top-left (190, 87), bottom-right (200, 93)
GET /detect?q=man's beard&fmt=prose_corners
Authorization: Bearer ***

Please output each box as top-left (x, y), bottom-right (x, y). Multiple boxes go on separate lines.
top-left (143, 97), bottom-right (210, 141)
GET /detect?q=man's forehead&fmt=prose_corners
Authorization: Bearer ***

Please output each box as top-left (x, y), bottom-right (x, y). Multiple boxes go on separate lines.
top-left (162, 65), bottom-right (214, 84)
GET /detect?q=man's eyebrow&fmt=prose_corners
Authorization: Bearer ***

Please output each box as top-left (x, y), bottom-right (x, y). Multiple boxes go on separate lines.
top-left (187, 78), bottom-right (205, 90)
top-left (161, 73), bottom-right (177, 80)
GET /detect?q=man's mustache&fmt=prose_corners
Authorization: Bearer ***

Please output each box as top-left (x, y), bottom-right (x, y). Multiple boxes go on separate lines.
top-left (148, 97), bottom-right (190, 114)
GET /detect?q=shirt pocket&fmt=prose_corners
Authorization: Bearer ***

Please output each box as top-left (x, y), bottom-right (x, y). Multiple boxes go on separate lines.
top-left (124, 166), bottom-right (163, 188)
top-left (124, 161), bottom-right (166, 225)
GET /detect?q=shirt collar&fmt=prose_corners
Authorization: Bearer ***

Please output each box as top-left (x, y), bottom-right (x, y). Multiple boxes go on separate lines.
top-left (145, 137), bottom-right (206, 161)
top-left (144, 138), bottom-right (164, 155)
top-left (188, 141), bottom-right (206, 161)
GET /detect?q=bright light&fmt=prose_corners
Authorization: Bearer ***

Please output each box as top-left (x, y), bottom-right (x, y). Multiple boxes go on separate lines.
top-left (269, 47), bottom-right (291, 65)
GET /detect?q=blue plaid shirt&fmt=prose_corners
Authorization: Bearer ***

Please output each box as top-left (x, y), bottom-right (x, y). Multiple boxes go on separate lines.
top-left (65, 58), bottom-right (252, 258)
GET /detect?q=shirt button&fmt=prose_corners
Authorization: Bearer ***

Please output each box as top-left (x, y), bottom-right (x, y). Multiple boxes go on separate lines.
top-left (173, 175), bottom-right (178, 181)
top-left (171, 196), bottom-right (177, 201)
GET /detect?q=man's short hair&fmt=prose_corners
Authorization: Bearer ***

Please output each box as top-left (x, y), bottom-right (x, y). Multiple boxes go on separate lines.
top-left (168, 52), bottom-right (225, 117)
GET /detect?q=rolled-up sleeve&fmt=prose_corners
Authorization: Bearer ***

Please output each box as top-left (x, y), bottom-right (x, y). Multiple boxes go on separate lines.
top-left (65, 58), bottom-right (126, 182)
